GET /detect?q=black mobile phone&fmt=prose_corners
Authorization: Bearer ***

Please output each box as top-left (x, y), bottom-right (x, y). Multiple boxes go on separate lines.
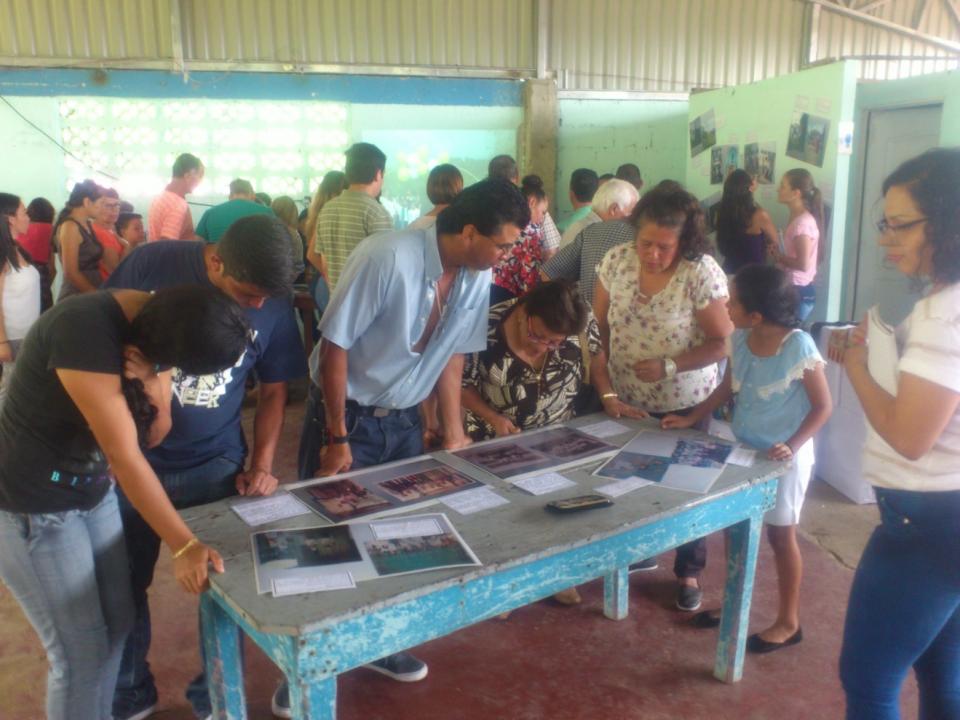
top-left (545, 494), bottom-right (614, 514)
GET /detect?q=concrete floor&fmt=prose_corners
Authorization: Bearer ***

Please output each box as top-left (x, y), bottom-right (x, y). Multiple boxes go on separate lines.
top-left (0, 388), bottom-right (919, 720)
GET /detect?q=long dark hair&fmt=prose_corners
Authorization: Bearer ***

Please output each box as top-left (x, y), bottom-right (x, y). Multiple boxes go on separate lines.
top-left (882, 147), bottom-right (960, 284)
top-left (784, 169), bottom-right (824, 262)
top-left (0, 193), bottom-right (24, 272)
top-left (716, 170), bottom-right (757, 259)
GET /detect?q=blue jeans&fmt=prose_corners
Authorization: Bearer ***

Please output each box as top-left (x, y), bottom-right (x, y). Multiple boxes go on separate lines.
top-left (796, 283), bottom-right (816, 322)
top-left (113, 455), bottom-right (241, 719)
top-left (0, 488), bottom-right (134, 720)
top-left (840, 488), bottom-right (960, 719)
top-left (298, 384), bottom-right (424, 479)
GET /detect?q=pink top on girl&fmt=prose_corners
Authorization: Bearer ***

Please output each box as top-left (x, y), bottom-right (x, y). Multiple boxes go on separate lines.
top-left (782, 211), bottom-right (819, 286)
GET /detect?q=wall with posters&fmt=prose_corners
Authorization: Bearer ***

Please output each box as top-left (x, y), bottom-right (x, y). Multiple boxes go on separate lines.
top-left (685, 61), bottom-right (859, 322)
top-left (556, 98), bottom-right (689, 221)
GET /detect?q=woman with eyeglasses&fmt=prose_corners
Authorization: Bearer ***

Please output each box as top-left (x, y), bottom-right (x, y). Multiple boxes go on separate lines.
top-left (834, 147), bottom-right (960, 719)
top-left (769, 169), bottom-right (824, 322)
top-left (592, 182), bottom-right (733, 613)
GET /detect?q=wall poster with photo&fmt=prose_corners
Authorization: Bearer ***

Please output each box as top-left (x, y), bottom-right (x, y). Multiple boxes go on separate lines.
top-left (710, 145), bottom-right (739, 185)
top-left (786, 112), bottom-right (829, 168)
top-left (453, 426), bottom-right (618, 480)
top-left (291, 458), bottom-right (483, 524)
top-left (252, 513), bottom-right (481, 595)
top-left (744, 142), bottom-right (777, 185)
top-left (689, 109), bottom-right (717, 158)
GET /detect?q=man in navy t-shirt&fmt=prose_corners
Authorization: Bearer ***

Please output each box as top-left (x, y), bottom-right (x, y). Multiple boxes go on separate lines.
top-left (105, 214), bottom-right (307, 720)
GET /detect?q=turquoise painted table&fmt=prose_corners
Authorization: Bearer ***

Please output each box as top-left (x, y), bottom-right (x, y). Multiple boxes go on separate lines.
top-left (188, 416), bottom-right (780, 719)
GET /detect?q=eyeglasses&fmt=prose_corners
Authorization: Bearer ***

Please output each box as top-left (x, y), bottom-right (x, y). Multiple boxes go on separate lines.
top-left (876, 217), bottom-right (927, 236)
top-left (527, 316), bottom-right (565, 350)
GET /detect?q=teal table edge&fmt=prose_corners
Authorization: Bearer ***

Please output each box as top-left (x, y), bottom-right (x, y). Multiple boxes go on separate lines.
top-left (201, 475), bottom-right (778, 719)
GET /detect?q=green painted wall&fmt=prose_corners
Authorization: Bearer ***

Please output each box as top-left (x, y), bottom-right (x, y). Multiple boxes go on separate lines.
top-left (686, 61), bottom-right (859, 322)
top-left (555, 98), bottom-right (689, 222)
top-left (2, 97), bottom-right (68, 208)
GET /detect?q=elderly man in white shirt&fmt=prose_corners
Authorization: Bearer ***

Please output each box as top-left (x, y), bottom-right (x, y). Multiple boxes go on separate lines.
top-left (560, 178), bottom-right (640, 248)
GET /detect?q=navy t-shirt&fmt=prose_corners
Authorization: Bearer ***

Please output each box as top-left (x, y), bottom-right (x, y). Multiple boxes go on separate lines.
top-left (0, 292), bottom-right (125, 513)
top-left (105, 241), bottom-right (307, 472)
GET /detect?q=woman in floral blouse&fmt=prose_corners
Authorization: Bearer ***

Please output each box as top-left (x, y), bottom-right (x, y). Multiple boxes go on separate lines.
top-left (462, 279), bottom-right (641, 605)
top-left (491, 175), bottom-right (550, 304)
top-left (593, 182), bottom-right (733, 614)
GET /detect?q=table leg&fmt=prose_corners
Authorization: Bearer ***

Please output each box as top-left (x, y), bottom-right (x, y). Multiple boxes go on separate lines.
top-left (200, 593), bottom-right (247, 719)
top-left (288, 676), bottom-right (337, 720)
top-left (602, 566), bottom-right (630, 620)
top-left (714, 514), bottom-right (763, 683)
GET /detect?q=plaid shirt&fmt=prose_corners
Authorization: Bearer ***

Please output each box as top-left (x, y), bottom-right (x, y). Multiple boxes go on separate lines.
top-left (541, 219), bottom-right (634, 304)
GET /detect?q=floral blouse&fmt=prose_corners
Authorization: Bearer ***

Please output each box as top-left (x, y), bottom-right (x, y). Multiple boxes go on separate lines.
top-left (462, 298), bottom-right (602, 440)
top-left (492, 222), bottom-right (543, 297)
top-left (596, 244), bottom-right (728, 413)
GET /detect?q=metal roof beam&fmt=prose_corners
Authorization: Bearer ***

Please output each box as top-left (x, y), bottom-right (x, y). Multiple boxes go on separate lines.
top-left (807, 0), bottom-right (960, 53)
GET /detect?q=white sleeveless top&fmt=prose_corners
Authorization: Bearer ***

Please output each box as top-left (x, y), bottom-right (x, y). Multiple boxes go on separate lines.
top-left (2, 260), bottom-right (41, 340)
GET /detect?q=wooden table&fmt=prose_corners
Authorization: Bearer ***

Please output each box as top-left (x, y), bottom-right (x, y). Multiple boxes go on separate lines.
top-left (190, 416), bottom-right (780, 719)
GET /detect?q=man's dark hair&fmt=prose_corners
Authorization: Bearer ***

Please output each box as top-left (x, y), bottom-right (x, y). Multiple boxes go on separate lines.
top-left (117, 212), bottom-right (142, 234)
top-left (119, 200), bottom-right (135, 214)
top-left (255, 192), bottom-right (272, 207)
top-left (27, 197), bottom-right (55, 224)
top-left (172, 153), bottom-right (203, 178)
top-left (616, 163), bottom-right (643, 190)
top-left (229, 178), bottom-right (255, 197)
top-left (522, 279), bottom-right (589, 336)
top-left (488, 155), bottom-right (519, 183)
top-left (570, 168), bottom-right (599, 203)
top-left (436, 179), bottom-right (530, 237)
top-left (427, 164), bottom-right (464, 206)
top-left (127, 285), bottom-right (250, 376)
top-left (599, 173), bottom-right (615, 183)
top-left (345, 142), bottom-right (387, 185)
top-left (216, 214), bottom-right (294, 297)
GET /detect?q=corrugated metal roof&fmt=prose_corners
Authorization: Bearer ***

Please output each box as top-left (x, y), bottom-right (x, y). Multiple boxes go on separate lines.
top-left (0, 0), bottom-right (957, 86)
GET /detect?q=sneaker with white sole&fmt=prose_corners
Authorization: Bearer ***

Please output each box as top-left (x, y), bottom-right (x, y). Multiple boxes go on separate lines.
top-left (363, 652), bottom-right (428, 682)
top-left (271, 682), bottom-right (292, 719)
top-left (628, 557), bottom-right (659, 573)
top-left (115, 704), bottom-right (158, 720)
top-left (676, 583), bottom-right (703, 612)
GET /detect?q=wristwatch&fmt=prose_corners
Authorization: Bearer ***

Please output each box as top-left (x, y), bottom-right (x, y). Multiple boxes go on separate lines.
top-left (662, 358), bottom-right (678, 378)
top-left (326, 430), bottom-right (349, 445)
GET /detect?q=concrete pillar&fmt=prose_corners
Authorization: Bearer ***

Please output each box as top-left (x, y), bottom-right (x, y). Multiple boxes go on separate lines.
top-left (518, 78), bottom-right (558, 203)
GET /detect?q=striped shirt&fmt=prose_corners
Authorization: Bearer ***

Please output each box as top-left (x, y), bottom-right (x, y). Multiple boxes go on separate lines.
top-left (148, 190), bottom-right (194, 241)
top-left (863, 283), bottom-right (960, 492)
top-left (541, 219), bottom-right (634, 304)
top-left (315, 189), bottom-right (393, 290)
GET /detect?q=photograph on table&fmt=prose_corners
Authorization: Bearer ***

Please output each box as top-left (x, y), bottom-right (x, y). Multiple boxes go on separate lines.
top-left (291, 458), bottom-right (484, 524)
top-left (363, 514), bottom-right (481, 577)
top-left (689, 109), bottom-right (717, 157)
top-left (454, 426), bottom-right (619, 480)
top-left (594, 431), bottom-right (737, 494)
top-left (786, 112), bottom-right (830, 168)
top-left (252, 525), bottom-right (363, 594)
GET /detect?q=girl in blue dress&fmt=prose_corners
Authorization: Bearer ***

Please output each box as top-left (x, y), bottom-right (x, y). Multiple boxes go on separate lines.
top-left (662, 264), bottom-right (832, 652)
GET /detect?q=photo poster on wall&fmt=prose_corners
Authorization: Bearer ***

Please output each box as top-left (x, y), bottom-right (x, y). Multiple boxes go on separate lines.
top-left (786, 112), bottom-right (830, 168)
top-left (689, 109), bottom-right (717, 158)
top-left (700, 190), bottom-right (722, 234)
top-left (709, 145), bottom-right (739, 185)
top-left (744, 142), bottom-right (777, 185)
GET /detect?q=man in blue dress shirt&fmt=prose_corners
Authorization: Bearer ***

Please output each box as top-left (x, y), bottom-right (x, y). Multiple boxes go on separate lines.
top-left (275, 179), bottom-right (529, 717)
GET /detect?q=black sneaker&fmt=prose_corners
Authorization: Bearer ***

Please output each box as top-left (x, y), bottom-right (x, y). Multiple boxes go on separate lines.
top-left (628, 557), bottom-right (659, 573)
top-left (271, 682), bottom-right (292, 719)
top-left (363, 652), bottom-right (429, 682)
top-left (676, 583), bottom-right (703, 612)
top-left (113, 685), bottom-right (159, 720)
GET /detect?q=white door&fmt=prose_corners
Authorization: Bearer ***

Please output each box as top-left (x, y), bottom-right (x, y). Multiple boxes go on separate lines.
top-left (850, 105), bottom-right (942, 325)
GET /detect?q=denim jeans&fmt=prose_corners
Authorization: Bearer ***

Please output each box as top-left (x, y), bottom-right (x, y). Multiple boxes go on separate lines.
top-left (298, 383), bottom-right (424, 479)
top-left (796, 283), bottom-right (816, 323)
top-left (840, 488), bottom-right (960, 720)
top-left (113, 455), bottom-right (241, 719)
top-left (0, 488), bottom-right (134, 720)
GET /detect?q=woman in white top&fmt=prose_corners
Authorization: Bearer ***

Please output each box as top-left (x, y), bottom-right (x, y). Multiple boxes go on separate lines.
top-left (593, 182), bottom-right (732, 613)
top-left (769, 169), bottom-right (823, 321)
top-left (835, 148), bottom-right (960, 719)
top-left (0, 196), bottom-right (41, 408)
top-left (408, 164), bottom-right (463, 231)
